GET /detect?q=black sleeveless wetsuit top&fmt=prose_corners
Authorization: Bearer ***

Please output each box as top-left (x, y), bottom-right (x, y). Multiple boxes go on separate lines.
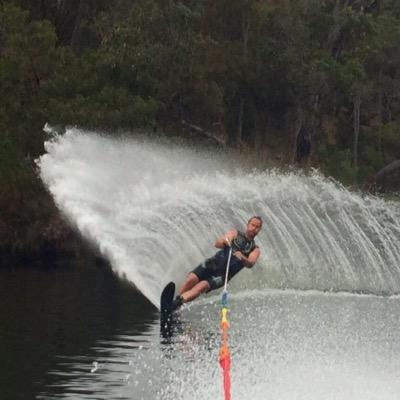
top-left (231, 231), bottom-right (257, 257)
top-left (207, 231), bottom-right (258, 279)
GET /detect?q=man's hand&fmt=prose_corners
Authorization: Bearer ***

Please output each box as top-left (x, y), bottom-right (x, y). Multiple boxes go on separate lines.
top-left (214, 229), bottom-right (237, 249)
top-left (233, 248), bottom-right (261, 268)
top-left (234, 251), bottom-right (249, 266)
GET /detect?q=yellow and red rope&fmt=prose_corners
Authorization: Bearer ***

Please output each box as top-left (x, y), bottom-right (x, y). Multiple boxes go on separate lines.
top-left (219, 243), bottom-right (233, 400)
top-left (219, 291), bottom-right (231, 400)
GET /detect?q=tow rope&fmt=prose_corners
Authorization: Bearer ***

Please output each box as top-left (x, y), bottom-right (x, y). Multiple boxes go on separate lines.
top-left (219, 243), bottom-right (233, 400)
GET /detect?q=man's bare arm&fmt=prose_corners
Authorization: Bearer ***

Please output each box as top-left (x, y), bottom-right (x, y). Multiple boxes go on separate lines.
top-left (214, 229), bottom-right (237, 249)
top-left (233, 247), bottom-right (261, 268)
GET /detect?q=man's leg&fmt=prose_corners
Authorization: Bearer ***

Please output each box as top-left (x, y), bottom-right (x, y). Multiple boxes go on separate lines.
top-left (181, 280), bottom-right (210, 303)
top-left (178, 272), bottom-right (200, 296)
top-left (171, 263), bottom-right (213, 310)
top-left (171, 275), bottom-right (210, 311)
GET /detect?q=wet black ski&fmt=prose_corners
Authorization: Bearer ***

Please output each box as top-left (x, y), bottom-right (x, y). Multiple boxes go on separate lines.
top-left (160, 281), bottom-right (176, 339)
top-left (160, 282), bottom-right (175, 316)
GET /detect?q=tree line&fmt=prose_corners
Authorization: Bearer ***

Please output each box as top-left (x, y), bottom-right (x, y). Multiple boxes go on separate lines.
top-left (1, 0), bottom-right (399, 189)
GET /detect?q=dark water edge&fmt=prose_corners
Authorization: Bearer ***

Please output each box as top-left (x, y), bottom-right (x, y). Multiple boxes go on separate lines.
top-left (0, 260), bottom-right (157, 400)
top-left (0, 179), bottom-right (94, 269)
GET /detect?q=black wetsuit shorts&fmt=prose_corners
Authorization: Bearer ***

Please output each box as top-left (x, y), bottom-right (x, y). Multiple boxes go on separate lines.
top-left (191, 249), bottom-right (244, 291)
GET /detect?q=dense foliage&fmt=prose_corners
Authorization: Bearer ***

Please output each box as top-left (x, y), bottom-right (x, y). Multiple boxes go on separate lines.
top-left (1, 0), bottom-right (399, 187)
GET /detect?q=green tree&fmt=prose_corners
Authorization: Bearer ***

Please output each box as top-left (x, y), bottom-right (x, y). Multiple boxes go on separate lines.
top-left (0, 3), bottom-right (58, 183)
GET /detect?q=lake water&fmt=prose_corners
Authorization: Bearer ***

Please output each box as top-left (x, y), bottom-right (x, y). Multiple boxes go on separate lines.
top-left (2, 262), bottom-right (400, 400)
top-left (0, 263), bottom-right (155, 399)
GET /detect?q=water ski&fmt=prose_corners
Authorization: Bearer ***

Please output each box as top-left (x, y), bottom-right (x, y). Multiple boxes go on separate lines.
top-left (160, 282), bottom-right (175, 343)
top-left (160, 282), bottom-right (176, 317)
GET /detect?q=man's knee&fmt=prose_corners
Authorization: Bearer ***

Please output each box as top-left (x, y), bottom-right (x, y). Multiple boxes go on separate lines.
top-left (187, 272), bottom-right (200, 285)
top-left (197, 280), bottom-right (211, 293)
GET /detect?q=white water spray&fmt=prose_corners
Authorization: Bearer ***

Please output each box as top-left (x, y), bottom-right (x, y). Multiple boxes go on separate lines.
top-left (37, 128), bottom-right (400, 307)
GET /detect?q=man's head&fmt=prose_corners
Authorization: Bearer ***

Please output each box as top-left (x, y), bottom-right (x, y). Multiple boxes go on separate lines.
top-left (245, 216), bottom-right (263, 239)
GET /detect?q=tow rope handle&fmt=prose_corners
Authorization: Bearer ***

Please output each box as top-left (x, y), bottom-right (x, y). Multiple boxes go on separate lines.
top-left (219, 244), bottom-right (233, 400)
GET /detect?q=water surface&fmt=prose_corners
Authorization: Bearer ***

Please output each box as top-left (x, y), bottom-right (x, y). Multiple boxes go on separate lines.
top-left (0, 264), bottom-right (155, 399)
top-left (1, 264), bottom-right (400, 400)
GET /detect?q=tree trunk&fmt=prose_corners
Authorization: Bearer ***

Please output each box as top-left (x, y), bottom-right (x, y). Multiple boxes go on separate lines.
top-left (292, 105), bottom-right (303, 163)
top-left (377, 85), bottom-right (383, 159)
top-left (70, 0), bottom-right (87, 53)
top-left (329, 0), bottom-right (344, 43)
top-left (386, 95), bottom-right (392, 122)
top-left (40, 0), bottom-right (47, 19)
top-left (242, 19), bottom-right (249, 60)
top-left (236, 16), bottom-right (249, 149)
top-left (353, 94), bottom-right (361, 171)
top-left (251, 106), bottom-right (266, 154)
top-left (377, 0), bottom-right (383, 13)
top-left (236, 97), bottom-right (244, 149)
top-left (329, 0), bottom-right (351, 58)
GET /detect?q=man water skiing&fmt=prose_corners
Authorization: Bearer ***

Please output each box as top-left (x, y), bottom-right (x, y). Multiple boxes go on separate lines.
top-left (170, 216), bottom-right (262, 311)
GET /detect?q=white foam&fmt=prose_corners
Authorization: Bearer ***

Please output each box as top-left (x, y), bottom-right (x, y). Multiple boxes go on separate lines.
top-left (37, 128), bottom-right (400, 307)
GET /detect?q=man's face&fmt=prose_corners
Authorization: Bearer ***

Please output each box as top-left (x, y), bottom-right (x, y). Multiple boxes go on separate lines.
top-left (245, 218), bottom-right (262, 239)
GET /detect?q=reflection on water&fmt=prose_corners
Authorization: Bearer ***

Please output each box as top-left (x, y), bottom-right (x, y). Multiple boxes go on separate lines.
top-left (0, 263), bottom-right (156, 400)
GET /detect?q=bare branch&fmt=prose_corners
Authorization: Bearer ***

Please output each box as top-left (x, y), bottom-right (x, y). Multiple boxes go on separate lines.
top-left (181, 120), bottom-right (226, 147)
